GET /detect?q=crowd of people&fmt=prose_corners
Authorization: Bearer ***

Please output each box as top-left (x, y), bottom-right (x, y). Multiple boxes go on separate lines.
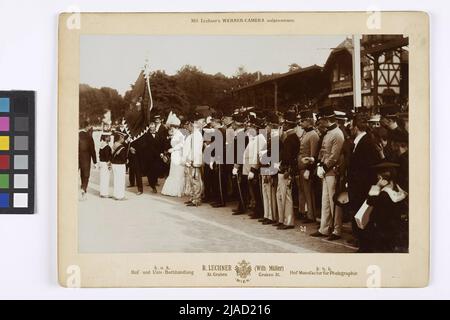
top-left (79, 104), bottom-right (409, 253)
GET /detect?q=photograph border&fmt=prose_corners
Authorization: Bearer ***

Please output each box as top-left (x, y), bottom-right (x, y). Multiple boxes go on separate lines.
top-left (58, 11), bottom-right (429, 288)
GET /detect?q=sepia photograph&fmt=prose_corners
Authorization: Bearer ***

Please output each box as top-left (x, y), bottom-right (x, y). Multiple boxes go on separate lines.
top-left (77, 33), bottom-right (409, 255)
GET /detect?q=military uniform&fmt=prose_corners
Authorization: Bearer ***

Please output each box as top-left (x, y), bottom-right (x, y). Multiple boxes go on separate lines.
top-left (186, 123), bottom-right (204, 206)
top-left (259, 112), bottom-right (280, 224)
top-left (315, 107), bottom-right (345, 237)
top-left (297, 110), bottom-right (320, 222)
top-left (276, 111), bottom-right (300, 229)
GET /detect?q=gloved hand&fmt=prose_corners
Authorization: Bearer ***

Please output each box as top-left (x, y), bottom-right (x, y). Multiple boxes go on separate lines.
top-left (303, 170), bottom-right (310, 180)
top-left (209, 162), bottom-right (214, 170)
top-left (185, 161), bottom-right (192, 168)
top-left (248, 171), bottom-right (255, 180)
top-left (274, 162), bottom-right (281, 170)
top-left (369, 185), bottom-right (381, 196)
top-left (317, 166), bottom-right (325, 179)
top-left (232, 168), bottom-right (238, 175)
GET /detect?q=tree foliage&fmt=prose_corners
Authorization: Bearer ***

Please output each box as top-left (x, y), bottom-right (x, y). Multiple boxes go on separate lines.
top-left (79, 64), bottom-right (295, 124)
top-left (79, 84), bottom-right (128, 126)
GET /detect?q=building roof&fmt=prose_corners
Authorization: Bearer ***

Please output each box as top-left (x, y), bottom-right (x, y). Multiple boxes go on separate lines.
top-left (233, 65), bottom-right (323, 92)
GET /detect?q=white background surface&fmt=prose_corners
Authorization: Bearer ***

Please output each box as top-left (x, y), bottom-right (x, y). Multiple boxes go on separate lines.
top-left (0, 0), bottom-right (447, 300)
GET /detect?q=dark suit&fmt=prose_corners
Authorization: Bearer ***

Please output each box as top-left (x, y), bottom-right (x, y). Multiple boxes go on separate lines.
top-left (79, 130), bottom-right (97, 192)
top-left (145, 131), bottom-right (163, 188)
top-left (397, 150), bottom-right (408, 192)
top-left (128, 138), bottom-right (146, 192)
top-left (156, 124), bottom-right (170, 178)
top-left (348, 133), bottom-right (380, 237)
top-left (213, 127), bottom-right (228, 205)
top-left (234, 130), bottom-right (249, 212)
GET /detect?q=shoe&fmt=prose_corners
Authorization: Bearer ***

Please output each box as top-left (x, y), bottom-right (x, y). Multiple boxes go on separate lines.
top-left (127, 185), bottom-right (135, 188)
top-left (310, 231), bottom-right (327, 237)
top-left (276, 224), bottom-right (286, 229)
top-left (262, 220), bottom-right (273, 225)
top-left (136, 192), bottom-right (143, 195)
top-left (232, 211), bottom-right (246, 215)
top-left (212, 203), bottom-right (226, 208)
top-left (258, 218), bottom-right (266, 222)
top-left (232, 208), bottom-right (245, 213)
top-left (151, 187), bottom-right (157, 193)
top-left (80, 191), bottom-right (87, 201)
top-left (100, 195), bottom-right (110, 199)
top-left (249, 215), bottom-right (259, 219)
top-left (187, 202), bottom-right (199, 207)
top-left (280, 225), bottom-right (295, 230)
top-left (184, 200), bottom-right (192, 204)
top-left (272, 222), bottom-right (283, 227)
top-left (327, 234), bottom-right (341, 241)
top-left (185, 201), bottom-right (193, 206)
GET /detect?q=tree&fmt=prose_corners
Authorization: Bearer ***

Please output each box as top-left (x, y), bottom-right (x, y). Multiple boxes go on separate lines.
top-left (79, 84), bottom-right (128, 126)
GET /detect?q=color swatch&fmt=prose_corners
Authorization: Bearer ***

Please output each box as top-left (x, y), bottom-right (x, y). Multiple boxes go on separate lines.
top-left (0, 91), bottom-right (34, 214)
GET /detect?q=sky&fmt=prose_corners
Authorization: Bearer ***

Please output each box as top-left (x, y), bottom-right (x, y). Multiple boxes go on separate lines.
top-left (80, 35), bottom-right (347, 96)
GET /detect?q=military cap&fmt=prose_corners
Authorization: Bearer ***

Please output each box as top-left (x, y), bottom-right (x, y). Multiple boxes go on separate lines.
top-left (317, 106), bottom-right (335, 118)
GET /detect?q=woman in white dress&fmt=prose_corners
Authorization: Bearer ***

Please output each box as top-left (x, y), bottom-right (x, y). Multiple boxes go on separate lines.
top-left (161, 121), bottom-right (186, 197)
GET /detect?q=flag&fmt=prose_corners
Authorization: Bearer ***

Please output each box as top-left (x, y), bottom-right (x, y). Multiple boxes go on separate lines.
top-left (123, 62), bottom-right (154, 141)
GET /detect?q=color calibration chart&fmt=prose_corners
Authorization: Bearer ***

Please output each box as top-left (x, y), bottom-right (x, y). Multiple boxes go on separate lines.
top-left (0, 91), bottom-right (35, 214)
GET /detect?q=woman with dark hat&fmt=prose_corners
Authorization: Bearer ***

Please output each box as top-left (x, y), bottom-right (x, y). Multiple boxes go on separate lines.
top-left (358, 161), bottom-right (408, 253)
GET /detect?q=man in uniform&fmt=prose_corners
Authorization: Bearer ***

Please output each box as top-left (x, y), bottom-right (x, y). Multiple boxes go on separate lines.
top-left (185, 113), bottom-right (204, 207)
top-left (231, 112), bottom-right (250, 215)
top-left (245, 115), bottom-right (265, 219)
top-left (310, 106), bottom-right (345, 240)
top-left (210, 113), bottom-right (228, 208)
top-left (275, 110), bottom-right (300, 230)
top-left (297, 109), bottom-right (320, 223)
top-left (259, 111), bottom-right (280, 225)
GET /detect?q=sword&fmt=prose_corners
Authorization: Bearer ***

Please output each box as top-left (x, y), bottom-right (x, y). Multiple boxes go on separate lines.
top-left (236, 170), bottom-right (245, 210)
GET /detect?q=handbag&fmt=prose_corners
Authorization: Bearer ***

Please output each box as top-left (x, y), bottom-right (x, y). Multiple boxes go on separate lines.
top-left (354, 200), bottom-right (373, 230)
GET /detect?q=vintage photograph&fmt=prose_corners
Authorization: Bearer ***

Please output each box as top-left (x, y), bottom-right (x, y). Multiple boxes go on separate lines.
top-left (78, 34), bottom-right (409, 255)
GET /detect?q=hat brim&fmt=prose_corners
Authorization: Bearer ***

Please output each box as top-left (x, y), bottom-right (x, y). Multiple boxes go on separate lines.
top-left (372, 162), bottom-right (400, 169)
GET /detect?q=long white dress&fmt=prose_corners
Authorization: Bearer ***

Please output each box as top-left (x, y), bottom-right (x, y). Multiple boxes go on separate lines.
top-left (161, 129), bottom-right (186, 197)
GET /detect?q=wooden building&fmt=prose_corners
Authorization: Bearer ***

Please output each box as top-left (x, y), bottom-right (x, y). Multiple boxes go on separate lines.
top-left (231, 65), bottom-right (328, 112)
top-left (322, 35), bottom-right (409, 112)
top-left (232, 35), bottom-right (409, 114)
